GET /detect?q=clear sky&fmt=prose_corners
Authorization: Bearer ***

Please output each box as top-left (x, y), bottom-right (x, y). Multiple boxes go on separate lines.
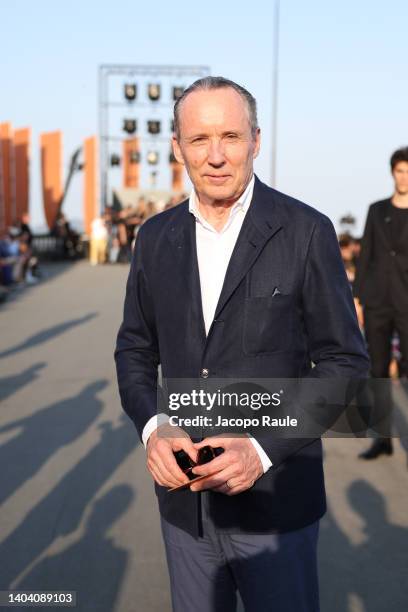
top-left (1, 0), bottom-right (407, 234)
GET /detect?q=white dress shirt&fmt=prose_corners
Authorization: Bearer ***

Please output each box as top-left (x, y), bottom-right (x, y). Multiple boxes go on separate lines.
top-left (142, 174), bottom-right (272, 473)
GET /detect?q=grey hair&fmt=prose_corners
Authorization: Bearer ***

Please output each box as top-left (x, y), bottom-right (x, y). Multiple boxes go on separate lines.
top-left (173, 76), bottom-right (258, 140)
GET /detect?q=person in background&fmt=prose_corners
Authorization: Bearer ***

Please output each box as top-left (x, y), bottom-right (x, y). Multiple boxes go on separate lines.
top-left (19, 239), bottom-right (38, 284)
top-left (90, 216), bottom-right (108, 266)
top-left (338, 233), bottom-right (357, 286)
top-left (116, 212), bottom-right (131, 263)
top-left (52, 212), bottom-right (80, 258)
top-left (16, 214), bottom-right (40, 283)
top-left (17, 212), bottom-right (33, 247)
top-left (354, 146), bottom-right (408, 459)
top-left (109, 236), bottom-right (121, 264)
top-left (351, 236), bottom-right (361, 261)
top-left (0, 230), bottom-right (18, 286)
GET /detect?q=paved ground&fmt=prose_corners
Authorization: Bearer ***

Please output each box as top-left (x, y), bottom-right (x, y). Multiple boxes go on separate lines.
top-left (0, 260), bottom-right (407, 612)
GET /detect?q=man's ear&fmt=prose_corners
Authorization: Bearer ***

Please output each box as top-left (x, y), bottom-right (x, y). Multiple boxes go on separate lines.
top-left (253, 128), bottom-right (261, 160)
top-left (172, 135), bottom-right (185, 166)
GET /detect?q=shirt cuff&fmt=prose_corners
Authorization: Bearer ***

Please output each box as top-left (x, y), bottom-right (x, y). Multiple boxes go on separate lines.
top-left (248, 436), bottom-right (273, 473)
top-left (142, 413), bottom-right (170, 448)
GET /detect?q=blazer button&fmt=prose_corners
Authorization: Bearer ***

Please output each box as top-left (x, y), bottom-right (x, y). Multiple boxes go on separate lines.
top-left (201, 368), bottom-right (209, 378)
top-left (390, 250), bottom-right (397, 256)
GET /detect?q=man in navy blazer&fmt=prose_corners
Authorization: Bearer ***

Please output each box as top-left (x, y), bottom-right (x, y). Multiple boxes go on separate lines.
top-left (115, 77), bottom-right (369, 612)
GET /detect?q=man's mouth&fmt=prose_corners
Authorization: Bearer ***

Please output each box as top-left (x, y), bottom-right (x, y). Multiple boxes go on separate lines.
top-left (205, 175), bottom-right (231, 184)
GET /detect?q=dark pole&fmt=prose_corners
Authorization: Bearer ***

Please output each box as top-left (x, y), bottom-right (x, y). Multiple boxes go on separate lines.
top-left (271, 0), bottom-right (280, 188)
top-left (55, 147), bottom-right (83, 219)
top-left (99, 66), bottom-right (108, 215)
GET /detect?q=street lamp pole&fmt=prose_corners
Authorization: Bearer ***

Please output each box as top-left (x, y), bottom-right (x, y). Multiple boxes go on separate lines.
top-left (271, 0), bottom-right (280, 188)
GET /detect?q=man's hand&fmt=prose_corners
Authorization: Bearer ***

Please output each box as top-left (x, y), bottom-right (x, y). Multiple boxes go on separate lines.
top-left (189, 435), bottom-right (264, 495)
top-left (146, 423), bottom-right (197, 488)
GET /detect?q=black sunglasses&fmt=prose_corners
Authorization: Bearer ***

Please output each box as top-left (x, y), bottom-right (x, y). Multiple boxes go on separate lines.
top-left (174, 445), bottom-right (224, 480)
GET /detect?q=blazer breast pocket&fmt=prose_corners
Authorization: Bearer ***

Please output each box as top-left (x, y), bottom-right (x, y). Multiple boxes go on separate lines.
top-left (242, 294), bottom-right (295, 356)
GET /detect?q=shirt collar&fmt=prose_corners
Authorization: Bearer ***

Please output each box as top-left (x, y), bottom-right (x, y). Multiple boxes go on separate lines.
top-left (188, 174), bottom-right (255, 230)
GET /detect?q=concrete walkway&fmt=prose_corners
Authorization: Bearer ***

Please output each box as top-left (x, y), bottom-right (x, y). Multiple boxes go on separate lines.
top-left (0, 261), bottom-right (407, 612)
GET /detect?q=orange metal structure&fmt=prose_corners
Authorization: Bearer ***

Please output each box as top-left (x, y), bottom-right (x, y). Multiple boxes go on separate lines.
top-left (40, 131), bottom-right (62, 231)
top-left (14, 127), bottom-right (30, 222)
top-left (83, 136), bottom-right (98, 235)
top-left (123, 137), bottom-right (140, 188)
top-left (0, 122), bottom-right (13, 232)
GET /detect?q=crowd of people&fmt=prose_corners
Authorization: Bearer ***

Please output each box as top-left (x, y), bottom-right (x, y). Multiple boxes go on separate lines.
top-left (0, 194), bottom-right (189, 300)
top-left (0, 197), bottom-right (393, 295)
top-left (0, 213), bottom-right (39, 300)
top-left (0, 209), bottom-right (85, 300)
top-left (89, 194), bottom-right (188, 266)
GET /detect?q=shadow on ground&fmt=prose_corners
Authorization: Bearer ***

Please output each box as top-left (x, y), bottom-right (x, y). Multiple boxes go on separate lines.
top-left (0, 380), bottom-right (108, 505)
top-left (0, 412), bottom-right (138, 610)
top-left (319, 479), bottom-right (408, 612)
top-left (17, 485), bottom-right (134, 612)
top-left (0, 313), bottom-right (98, 360)
top-left (0, 362), bottom-right (47, 403)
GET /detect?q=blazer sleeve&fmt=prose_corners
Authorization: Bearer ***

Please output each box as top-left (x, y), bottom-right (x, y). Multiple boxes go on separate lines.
top-left (114, 226), bottom-right (161, 441)
top-left (255, 214), bottom-right (370, 468)
top-left (353, 204), bottom-right (374, 300)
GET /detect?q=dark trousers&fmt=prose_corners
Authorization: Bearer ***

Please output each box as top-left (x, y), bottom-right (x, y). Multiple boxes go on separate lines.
top-left (160, 491), bottom-right (320, 612)
top-left (363, 306), bottom-right (408, 436)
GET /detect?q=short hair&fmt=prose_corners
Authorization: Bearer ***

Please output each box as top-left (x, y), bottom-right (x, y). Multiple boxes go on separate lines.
top-left (390, 147), bottom-right (408, 171)
top-left (338, 233), bottom-right (353, 248)
top-left (173, 76), bottom-right (258, 140)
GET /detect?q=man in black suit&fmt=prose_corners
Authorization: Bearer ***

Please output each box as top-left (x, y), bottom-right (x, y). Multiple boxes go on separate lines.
top-left (115, 77), bottom-right (369, 611)
top-left (354, 147), bottom-right (408, 459)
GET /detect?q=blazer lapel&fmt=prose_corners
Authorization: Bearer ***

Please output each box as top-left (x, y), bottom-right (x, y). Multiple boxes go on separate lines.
top-left (213, 177), bottom-right (283, 321)
top-left (166, 177), bottom-right (284, 341)
top-left (167, 208), bottom-right (207, 344)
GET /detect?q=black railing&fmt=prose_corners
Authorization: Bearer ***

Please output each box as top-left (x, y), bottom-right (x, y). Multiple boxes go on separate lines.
top-left (32, 234), bottom-right (88, 261)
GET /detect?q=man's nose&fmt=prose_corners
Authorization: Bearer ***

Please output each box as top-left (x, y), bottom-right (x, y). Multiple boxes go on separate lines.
top-left (207, 140), bottom-right (225, 166)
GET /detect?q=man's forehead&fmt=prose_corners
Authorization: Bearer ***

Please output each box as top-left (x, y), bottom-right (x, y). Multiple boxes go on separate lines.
top-left (179, 88), bottom-right (250, 130)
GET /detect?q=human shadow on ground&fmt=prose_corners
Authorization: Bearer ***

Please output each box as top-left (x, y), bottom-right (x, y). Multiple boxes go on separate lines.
top-left (392, 377), bottom-right (408, 460)
top-left (0, 414), bottom-right (138, 589)
top-left (0, 362), bottom-right (47, 403)
top-left (16, 484), bottom-right (134, 612)
top-left (0, 380), bottom-right (107, 505)
top-left (0, 313), bottom-right (98, 359)
top-left (319, 479), bottom-right (408, 612)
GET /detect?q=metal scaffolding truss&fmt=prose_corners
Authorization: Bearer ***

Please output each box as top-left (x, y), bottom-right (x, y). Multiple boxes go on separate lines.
top-left (98, 64), bottom-right (210, 210)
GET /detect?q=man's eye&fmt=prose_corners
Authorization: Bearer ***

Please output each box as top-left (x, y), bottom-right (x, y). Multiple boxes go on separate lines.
top-left (225, 134), bottom-right (238, 140)
top-left (192, 137), bottom-right (205, 144)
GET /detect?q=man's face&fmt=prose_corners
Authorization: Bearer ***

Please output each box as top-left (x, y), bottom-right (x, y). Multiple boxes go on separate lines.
top-left (392, 161), bottom-right (408, 195)
top-left (172, 88), bottom-right (260, 205)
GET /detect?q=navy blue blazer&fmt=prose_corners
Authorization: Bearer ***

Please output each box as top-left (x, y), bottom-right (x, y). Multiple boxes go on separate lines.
top-left (115, 176), bottom-right (369, 537)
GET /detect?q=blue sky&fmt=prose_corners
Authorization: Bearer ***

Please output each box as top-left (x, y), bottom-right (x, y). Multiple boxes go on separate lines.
top-left (1, 0), bottom-right (407, 233)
